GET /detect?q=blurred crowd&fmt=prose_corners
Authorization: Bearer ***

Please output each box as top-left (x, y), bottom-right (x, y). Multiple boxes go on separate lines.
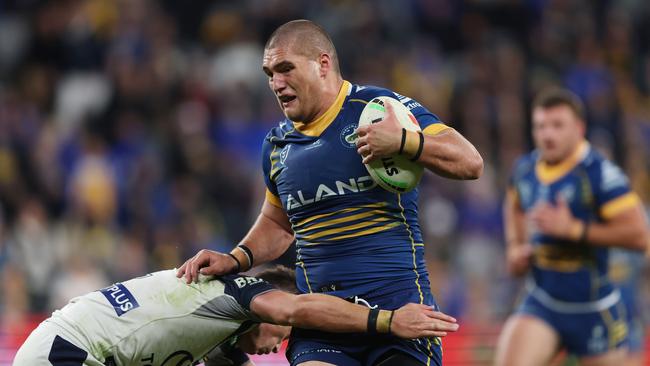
top-left (0, 0), bottom-right (649, 349)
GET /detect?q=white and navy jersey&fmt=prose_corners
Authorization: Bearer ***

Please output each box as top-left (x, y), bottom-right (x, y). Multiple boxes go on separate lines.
top-left (46, 270), bottom-right (275, 365)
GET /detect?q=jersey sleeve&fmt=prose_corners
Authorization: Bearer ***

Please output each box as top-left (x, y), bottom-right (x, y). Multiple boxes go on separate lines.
top-left (261, 135), bottom-right (282, 208)
top-left (392, 92), bottom-right (449, 136)
top-left (592, 159), bottom-right (641, 220)
top-left (506, 156), bottom-right (528, 209)
top-left (222, 274), bottom-right (277, 311)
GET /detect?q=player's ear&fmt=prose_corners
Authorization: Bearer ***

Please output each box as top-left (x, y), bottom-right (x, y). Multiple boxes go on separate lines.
top-left (318, 53), bottom-right (332, 78)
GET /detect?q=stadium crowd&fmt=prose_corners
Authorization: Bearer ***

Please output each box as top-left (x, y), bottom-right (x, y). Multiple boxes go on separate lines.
top-left (1, 0), bottom-right (649, 363)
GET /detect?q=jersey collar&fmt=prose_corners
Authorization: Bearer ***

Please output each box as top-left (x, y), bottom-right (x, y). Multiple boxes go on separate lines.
top-left (292, 80), bottom-right (351, 137)
top-left (535, 140), bottom-right (589, 184)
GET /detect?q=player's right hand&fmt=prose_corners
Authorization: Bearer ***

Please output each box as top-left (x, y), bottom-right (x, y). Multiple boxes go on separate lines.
top-left (391, 303), bottom-right (459, 339)
top-left (506, 243), bottom-right (533, 277)
top-left (176, 249), bottom-right (238, 284)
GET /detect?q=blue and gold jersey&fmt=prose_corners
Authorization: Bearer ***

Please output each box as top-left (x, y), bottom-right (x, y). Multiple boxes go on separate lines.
top-left (261, 81), bottom-right (449, 302)
top-left (509, 141), bottom-right (641, 303)
top-left (609, 247), bottom-right (646, 350)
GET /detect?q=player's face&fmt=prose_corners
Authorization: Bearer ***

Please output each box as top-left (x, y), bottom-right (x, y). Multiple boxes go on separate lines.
top-left (532, 105), bottom-right (585, 164)
top-left (262, 46), bottom-right (324, 123)
top-left (236, 323), bottom-right (290, 355)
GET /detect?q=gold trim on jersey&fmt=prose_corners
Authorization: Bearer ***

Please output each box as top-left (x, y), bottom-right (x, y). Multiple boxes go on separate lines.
top-left (600, 307), bottom-right (628, 348)
top-left (600, 192), bottom-right (640, 219)
top-left (265, 189), bottom-right (282, 208)
top-left (325, 222), bottom-right (401, 241)
top-left (269, 146), bottom-right (280, 179)
top-left (422, 124), bottom-right (450, 136)
top-left (535, 140), bottom-right (589, 184)
top-left (292, 80), bottom-right (351, 137)
top-left (296, 248), bottom-right (313, 293)
top-left (295, 209), bottom-right (396, 233)
top-left (268, 127), bottom-right (296, 182)
top-left (533, 244), bottom-right (593, 272)
top-left (295, 202), bottom-right (388, 227)
top-left (506, 186), bottom-right (520, 208)
top-left (349, 98), bottom-right (368, 104)
top-left (397, 194), bottom-right (425, 304)
top-left (300, 217), bottom-right (393, 242)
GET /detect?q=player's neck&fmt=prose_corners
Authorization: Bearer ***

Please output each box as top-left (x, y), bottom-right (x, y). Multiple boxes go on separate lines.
top-left (305, 77), bottom-right (344, 124)
top-left (542, 140), bottom-right (587, 166)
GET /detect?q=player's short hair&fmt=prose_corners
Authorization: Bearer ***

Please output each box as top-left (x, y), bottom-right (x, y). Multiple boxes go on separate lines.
top-left (255, 265), bottom-right (297, 294)
top-left (265, 19), bottom-right (340, 74)
top-left (533, 87), bottom-right (586, 120)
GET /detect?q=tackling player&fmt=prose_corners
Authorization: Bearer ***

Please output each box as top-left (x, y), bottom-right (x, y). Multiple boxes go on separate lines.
top-left (495, 88), bottom-right (649, 366)
top-left (13, 266), bottom-right (458, 366)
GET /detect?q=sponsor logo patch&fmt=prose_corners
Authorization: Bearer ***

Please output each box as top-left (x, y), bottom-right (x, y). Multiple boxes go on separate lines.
top-left (100, 283), bottom-right (140, 316)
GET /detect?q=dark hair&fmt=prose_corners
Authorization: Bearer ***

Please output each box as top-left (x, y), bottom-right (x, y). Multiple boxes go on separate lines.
top-left (255, 265), bottom-right (297, 294)
top-left (532, 87), bottom-right (586, 120)
top-left (265, 19), bottom-right (340, 74)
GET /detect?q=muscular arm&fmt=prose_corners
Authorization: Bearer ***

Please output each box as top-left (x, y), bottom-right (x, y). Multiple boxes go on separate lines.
top-left (250, 291), bottom-right (458, 339)
top-left (239, 199), bottom-right (294, 265)
top-left (178, 199), bottom-right (294, 283)
top-left (579, 205), bottom-right (648, 250)
top-left (417, 128), bottom-right (483, 180)
top-left (355, 102), bottom-right (482, 180)
top-left (503, 188), bottom-right (533, 277)
top-left (530, 198), bottom-right (649, 251)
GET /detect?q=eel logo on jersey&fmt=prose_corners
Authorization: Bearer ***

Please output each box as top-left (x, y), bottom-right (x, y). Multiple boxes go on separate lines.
top-left (340, 124), bottom-right (358, 148)
top-left (280, 145), bottom-right (291, 165)
top-left (100, 283), bottom-right (140, 316)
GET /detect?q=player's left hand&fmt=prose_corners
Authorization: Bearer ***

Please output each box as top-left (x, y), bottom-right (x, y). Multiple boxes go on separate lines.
top-left (176, 249), bottom-right (239, 284)
top-left (391, 303), bottom-right (459, 339)
top-left (529, 195), bottom-right (578, 239)
top-left (355, 102), bottom-right (402, 164)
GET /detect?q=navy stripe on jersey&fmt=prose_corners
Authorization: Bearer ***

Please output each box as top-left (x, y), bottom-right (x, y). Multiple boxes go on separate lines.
top-left (48, 335), bottom-right (88, 366)
top-left (222, 275), bottom-right (276, 310)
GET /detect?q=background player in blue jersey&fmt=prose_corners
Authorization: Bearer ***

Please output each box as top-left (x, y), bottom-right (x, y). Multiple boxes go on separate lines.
top-left (177, 19), bottom-right (483, 366)
top-left (495, 88), bottom-right (650, 366)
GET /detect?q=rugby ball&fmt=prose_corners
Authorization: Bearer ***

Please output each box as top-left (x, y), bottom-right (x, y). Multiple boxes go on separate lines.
top-left (358, 96), bottom-right (423, 193)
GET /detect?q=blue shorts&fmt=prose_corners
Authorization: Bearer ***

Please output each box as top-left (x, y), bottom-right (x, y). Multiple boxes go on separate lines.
top-left (287, 288), bottom-right (441, 365)
top-left (517, 290), bottom-right (629, 357)
top-left (626, 316), bottom-right (644, 353)
top-left (620, 289), bottom-right (644, 352)
top-left (287, 330), bottom-right (441, 365)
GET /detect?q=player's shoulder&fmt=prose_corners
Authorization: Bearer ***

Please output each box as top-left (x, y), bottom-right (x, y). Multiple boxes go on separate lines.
top-left (264, 119), bottom-right (295, 142)
top-left (581, 145), bottom-right (630, 189)
top-left (220, 274), bottom-right (277, 310)
top-left (511, 151), bottom-right (537, 180)
top-left (581, 145), bottom-right (606, 168)
top-left (349, 83), bottom-right (395, 100)
top-left (348, 83), bottom-right (416, 105)
top-left (349, 83), bottom-right (435, 121)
